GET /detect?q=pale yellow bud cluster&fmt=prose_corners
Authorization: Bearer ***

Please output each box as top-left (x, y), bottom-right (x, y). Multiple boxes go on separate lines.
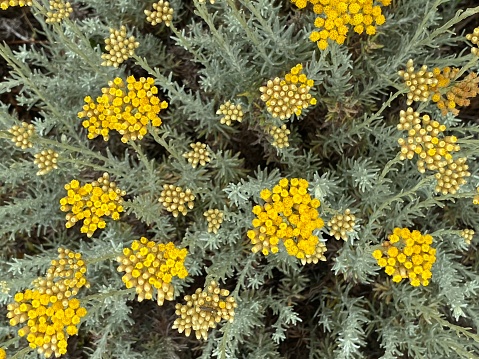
top-left (203, 209), bottom-right (223, 234)
top-left (0, 0), bottom-right (32, 10)
top-left (172, 281), bottom-right (237, 340)
top-left (300, 241), bottom-right (327, 265)
top-left (327, 209), bottom-right (356, 241)
top-left (466, 27), bottom-right (479, 56)
top-left (101, 26), bottom-right (139, 67)
top-left (260, 64), bottom-right (317, 120)
top-left (182, 142), bottom-right (211, 168)
top-left (33, 149), bottom-right (59, 176)
top-left (145, 1), bottom-right (173, 27)
top-left (8, 122), bottom-right (35, 149)
top-left (460, 229), bottom-right (474, 245)
top-left (0, 280), bottom-right (10, 294)
top-left (158, 184), bottom-right (195, 217)
top-left (434, 157), bottom-right (470, 195)
top-left (117, 237), bottom-right (188, 305)
top-left (268, 124), bottom-right (290, 149)
top-left (45, 0), bottom-right (73, 24)
top-left (397, 59), bottom-right (438, 105)
top-left (216, 101), bottom-right (243, 126)
top-left (474, 187), bottom-right (479, 205)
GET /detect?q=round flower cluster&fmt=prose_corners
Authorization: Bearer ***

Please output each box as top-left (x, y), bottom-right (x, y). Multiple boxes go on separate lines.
top-left (429, 67), bottom-right (479, 116)
top-left (7, 248), bottom-right (88, 358)
top-left (0, 348), bottom-right (5, 359)
top-left (460, 229), bottom-right (474, 245)
top-left (33, 149), bottom-right (59, 176)
top-left (372, 228), bottom-right (436, 287)
top-left (397, 59), bottom-right (438, 105)
top-left (299, 240), bottom-right (327, 265)
top-left (0, 0), bottom-right (31, 10)
top-left (100, 26), bottom-right (139, 67)
top-left (78, 76), bottom-right (168, 143)
top-left (172, 281), bottom-right (236, 340)
top-left (183, 142), bottom-right (211, 168)
top-left (327, 208), bottom-right (356, 241)
top-left (292, 0), bottom-right (389, 50)
top-left (158, 184), bottom-right (195, 217)
top-left (8, 122), bottom-right (35, 149)
top-left (216, 100), bottom-right (243, 126)
top-left (59, 173), bottom-right (126, 237)
top-left (45, 0), bottom-right (73, 24)
top-left (466, 27), bottom-right (479, 56)
top-left (145, 1), bottom-right (174, 26)
top-left (203, 209), bottom-right (224, 234)
top-left (397, 108), bottom-right (470, 194)
top-left (260, 64), bottom-right (316, 120)
top-left (268, 124), bottom-right (290, 149)
top-left (0, 281), bottom-right (9, 294)
top-left (33, 248), bottom-right (90, 299)
top-left (117, 237), bottom-right (188, 305)
top-left (247, 178), bottom-right (324, 259)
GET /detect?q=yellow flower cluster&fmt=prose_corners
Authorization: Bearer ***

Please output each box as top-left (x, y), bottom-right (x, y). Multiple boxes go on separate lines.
top-left (460, 229), bottom-right (474, 245)
top-left (145, 0), bottom-right (174, 27)
top-left (203, 209), bottom-right (224, 234)
top-left (45, 0), bottom-right (73, 24)
top-left (466, 27), bottom-right (479, 56)
top-left (260, 64), bottom-right (316, 120)
top-left (0, 0), bottom-right (31, 10)
top-left (291, 0), bottom-right (389, 50)
top-left (78, 76), bottom-right (168, 143)
top-left (33, 149), bottom-right (59, 176)
top-left (172, 281), bottom-right (236, 340)
top-left (8, 122), bottom-right (35, 149)
top-left (431, 68), bottom-right (479, 116)
top-left (397, 59), bottom-right (438, 105)
top-left (216, 100), bottom-right (243, 126)
top-left (59, 173), bottom-right (126, 237)
top-left (0, 348), bottom-right (5, 359)
top-left (7, 249), bottom-right (88, 358)
top-left (397, 108), bottom-right (470, 194)
top-left (327, 208), bottom-right (356, 241)
top-left (100, 26), bottom-right (139, 67)
top-left (158, 184), bottom-right (195, 217)
top-left (372, 228), bottom-right (436, 287)
top-left (247, 178), bottom-right (324, 259)
top-left (268, 124), bottom-right (290, 149)
top-left (117, 237), bottom-right (188, 305)
top-left (182, 142), bottom-right (211, 168)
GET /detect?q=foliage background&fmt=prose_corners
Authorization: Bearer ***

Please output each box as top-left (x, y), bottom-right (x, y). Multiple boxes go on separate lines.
top-left (0, 0), bottom-right (479, 358)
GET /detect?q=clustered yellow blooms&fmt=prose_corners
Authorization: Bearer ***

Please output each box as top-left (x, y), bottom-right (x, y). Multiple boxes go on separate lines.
top-left (33, 149), bottom-right (59, 176)
top-left (0, 0), bottom-right (31, 10)
top-left (327, 208), bottom-right (356, 241)
top-left (466, 27), bottom-right (479, 56)
top-left (460, 229), bottom-right (474, 245)
top-left (158, 184), bottom-right (195, 217)
top-left (8, 122), bottom-right (35, 149)
top-left (0, 348), bottom-right (5, 359)
top-left (172, 281), bottom-right (236, 340)
top-left (7, 249), bottom-right (88, 358)
top-left (267, 124), bottom-right (290, 149)
top-left (145, 0), bottom-right (174, 27)
top-left (372, 228), bottom-right (436, 287)
top-left (247, 178), bottom-right (325, 260)
top-left (260, 64), bottom-right (316, 120)
top-left (182, 142), bottom-right (211, 168)
top-left (100, 26), bottom-right (139, 67)
top-left (117, 237), bottom-right (188, 305)
top-left (397, 107), bottom-right (470, 195)
top-left (291, 0), bottom-right (389, 50)
top-left (430, 67), bottom-right (479, 116)
top-left (78, 76), bottom-right (168, 143)
top-left (59, 173), bottom-right (126, 237)
top-left (45, 0), bottom-right (73, 24)
top-left (216, 100), bottom-right (243, 126)
top-left (397, 59), bottom-right (438, 105)
top-left (203, 209), bottom-right (224, 234)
